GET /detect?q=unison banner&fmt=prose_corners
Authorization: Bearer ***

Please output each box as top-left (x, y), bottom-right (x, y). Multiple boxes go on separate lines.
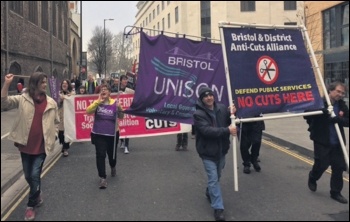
top-left (125, 31), bottom-right (229, 124)
top-left (63, 94), bottom-right (191, 142)
top-left (221, 27), bottom-right (323, 118)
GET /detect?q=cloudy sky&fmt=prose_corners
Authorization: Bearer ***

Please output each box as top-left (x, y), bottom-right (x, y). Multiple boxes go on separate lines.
top-left (81, 1), bottom-right (138, 51)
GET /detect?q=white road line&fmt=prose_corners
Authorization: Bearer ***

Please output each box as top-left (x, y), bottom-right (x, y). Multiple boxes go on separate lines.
top-left (1, 133), bottom-right (9, 140)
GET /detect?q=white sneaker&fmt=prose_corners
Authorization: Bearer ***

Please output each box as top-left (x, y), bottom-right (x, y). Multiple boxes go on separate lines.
top-left (124, 147), bottom-right (129, 154)
top-left (120, 141), bottom-right (125, 149)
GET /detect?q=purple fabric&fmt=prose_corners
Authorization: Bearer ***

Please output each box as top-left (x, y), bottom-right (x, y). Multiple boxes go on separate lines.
top-left (92, 102), bottom-right (117, 136)
top-left (48, 76), bottom-right (60, 103)
top-left (125, 32), bottom-right (228, 124)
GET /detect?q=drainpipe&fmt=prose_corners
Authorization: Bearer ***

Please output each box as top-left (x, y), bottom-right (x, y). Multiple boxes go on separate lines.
top-left (5, 1), bottom-right (9, 74)
top-left (50, 1), bottom-right (53, 76)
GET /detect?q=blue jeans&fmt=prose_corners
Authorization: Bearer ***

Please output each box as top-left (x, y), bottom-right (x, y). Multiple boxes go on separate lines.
top-left (202, 156), bottom-right (226, 210)
top-left (21, 152), bottom-right (46, 207)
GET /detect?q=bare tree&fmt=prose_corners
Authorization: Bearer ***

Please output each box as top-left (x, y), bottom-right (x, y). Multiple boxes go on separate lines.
top-left (87, 26), bottom-right (114, 75)
top-left (111, 31), bottom-right (134, 73)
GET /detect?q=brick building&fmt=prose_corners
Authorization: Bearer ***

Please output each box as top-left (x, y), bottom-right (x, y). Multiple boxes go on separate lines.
top-left (1, 1), bottom-right (73, 94)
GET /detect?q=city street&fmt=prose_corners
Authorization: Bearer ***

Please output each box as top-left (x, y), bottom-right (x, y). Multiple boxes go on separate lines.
top-left (3, 134), bottom-right (349, 221)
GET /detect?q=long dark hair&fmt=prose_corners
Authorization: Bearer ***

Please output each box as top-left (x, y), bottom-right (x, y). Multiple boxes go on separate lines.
top-left (26, 72), bottom-right (48, 98)
top-left (60, 79), bottom-right (72, 94)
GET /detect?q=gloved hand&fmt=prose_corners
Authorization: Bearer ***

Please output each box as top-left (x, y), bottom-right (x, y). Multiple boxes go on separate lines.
top-left (329, 116), bottom-right (341, 124)
top-left (322, 108), bottom-right (329, 115)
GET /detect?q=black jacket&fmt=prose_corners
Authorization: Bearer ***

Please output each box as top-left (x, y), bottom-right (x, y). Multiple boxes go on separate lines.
top-left (304, 98), bottom-right (349, 146)
top-left (193, 100), bottom-right (232, 161)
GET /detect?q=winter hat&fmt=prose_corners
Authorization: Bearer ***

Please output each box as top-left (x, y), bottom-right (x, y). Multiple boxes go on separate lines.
top-left (199, 87), bottom-right (214, 100)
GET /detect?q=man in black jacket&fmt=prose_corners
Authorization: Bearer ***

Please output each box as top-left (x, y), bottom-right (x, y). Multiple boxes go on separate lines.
top-left (193, 87), bottom-right (237, 221)
top-left (304, 81), bottom-right (349, 204)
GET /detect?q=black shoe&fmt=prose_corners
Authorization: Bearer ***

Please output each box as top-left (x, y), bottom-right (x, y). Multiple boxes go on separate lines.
top-left (243, 166), bottom-right (251, 174)
top-left (308, 175), bottom-right (317, 192)
top-left (214, 209), bottom-right (225, 221)
top-left (331, 193), bottom-right (348, 204)
top-left (205, 188), bottom-right (211, 203)
top-left (252, 162), bottom-right (261, 172)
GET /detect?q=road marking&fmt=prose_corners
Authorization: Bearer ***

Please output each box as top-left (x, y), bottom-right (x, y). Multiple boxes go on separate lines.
top-left (1, 133), bottom-right (9, 140)
top-left (1, 150), bottom-right (62, 221)
top-left (262, 139), bottom-right (349, 182)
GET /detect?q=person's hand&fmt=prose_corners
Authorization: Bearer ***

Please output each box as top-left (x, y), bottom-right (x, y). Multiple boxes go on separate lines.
top-left (228, 125), bottom-right (237, 136)
top-left (4, 74), bottom-right (14, 84)
top-left (329, 116), bottom-right (341, 124)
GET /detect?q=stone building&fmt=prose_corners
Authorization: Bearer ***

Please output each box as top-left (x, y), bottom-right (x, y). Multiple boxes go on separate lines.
top-left (1, 1), bottom-right (81, 94)
top-left (304, 1), bottom-right (348, 105)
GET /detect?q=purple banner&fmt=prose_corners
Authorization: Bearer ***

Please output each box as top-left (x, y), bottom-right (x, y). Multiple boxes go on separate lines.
top-left (48, 76), bottom-right (60, 103)
top-left (222, 27), bottom-right (323, 118)
top-left (125, 32), bottom-right (228, 124)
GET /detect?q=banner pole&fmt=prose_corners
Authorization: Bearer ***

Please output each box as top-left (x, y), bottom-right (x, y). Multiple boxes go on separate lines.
top-left (219, 25), bottom-right (239, 191)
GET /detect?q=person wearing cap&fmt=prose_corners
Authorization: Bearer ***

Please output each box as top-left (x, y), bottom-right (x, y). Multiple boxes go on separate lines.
top-left (193, 86), bottom-right (237, 221)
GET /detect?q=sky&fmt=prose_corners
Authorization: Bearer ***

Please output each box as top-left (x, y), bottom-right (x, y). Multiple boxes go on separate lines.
top-left (81, 1), bottom-right (138, 51)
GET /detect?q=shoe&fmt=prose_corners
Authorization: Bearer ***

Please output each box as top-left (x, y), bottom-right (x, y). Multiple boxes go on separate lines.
top-left (252, 162), bottom-right (261, 172)
top-left (99, 178), bottom-right (107, 189)
top-left (308, 174), bottom-right (317, 192)
top-left (120, 141), bottom-right (125, 149)
top-left (175, 145), bottom-right (180, 151)
top-left (111, 167), bottom-right (116, 177)
top-left (205, 188), bottom-right (211, 203)
top-left (24, 207), bottom-right (35, 221)
top-left (243, 166), bottom-right (251, 174)
top-left (331, 193), bottom-right (348, 204)
top-left (124, 147), bottom-right (129, 154)
top-left (63, 150), bottom-right (69, 157)
top-left (257, 157), bottom-right (261, 162)
top-left (35, 191), bottom-right (43, 207)
top-left (214, 209), bottom-right (225, 221)
top-left (191, 135), bottom-right (195, 139)
top-left (182, 145), bottom-right (188, 151)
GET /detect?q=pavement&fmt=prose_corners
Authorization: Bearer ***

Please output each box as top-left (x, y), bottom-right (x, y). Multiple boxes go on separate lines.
top-left (1, 109), bottom-right (349, 218)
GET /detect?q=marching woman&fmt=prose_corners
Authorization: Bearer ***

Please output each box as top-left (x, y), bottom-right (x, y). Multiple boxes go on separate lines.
top-left (86, 83), bottom-right (124, 189)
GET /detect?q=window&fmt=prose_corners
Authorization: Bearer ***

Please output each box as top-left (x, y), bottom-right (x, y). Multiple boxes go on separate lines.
top-left (341, 4), bottom-right (349, 46)
top-left (175, 7), bottom-right (179, 24)
top-left (10, 1), bottom-right (23, 15)
top-left (162, 18), bottom-right (165, 30)
top-left (201, 1), bottom-right (211, 38)
top-left (284, 1), bottom-right (296, 10)
top-left (324, 61), bottom-right (349, 100)
top-left (241, 1), bottom-right (255, 12)
top-left (149, 13), bottom-right (152, 23)
top-left (53, 3), bottom-right (57, 37)
top-left (167, 1), bottom-right (170, 5)
top-left (284, 22), bottom-right (297, 26)
top-left (29, 1), bottom-right (38, 25)
top-left (162, 1), bottom-right (165, 10)
top-left (323, 3), bottom-right (349, 49)
top-left (153, 9), bottom-right (155, 19)
top-left (168, 13), bottom-right (171, 28)
top-left (41, 1), bottom-right (48, 31)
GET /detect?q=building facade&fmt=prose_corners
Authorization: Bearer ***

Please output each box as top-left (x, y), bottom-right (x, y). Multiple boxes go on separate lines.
top-left (0, 1), bottom-right (76, 94)
top-left (305, 1), bottom-right (348, 104)
top-left (132, 1), bottom-right (304, 59)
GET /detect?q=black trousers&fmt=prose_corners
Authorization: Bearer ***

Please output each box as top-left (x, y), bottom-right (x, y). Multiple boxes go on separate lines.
top-left (239, 124), bottom-right (262, 166)
top-left (309, 142), bottom-right (346, 194)
top-left (177, 133), bottom-right (188, 147)
top-left (93, 132), bottom-right (119, 179)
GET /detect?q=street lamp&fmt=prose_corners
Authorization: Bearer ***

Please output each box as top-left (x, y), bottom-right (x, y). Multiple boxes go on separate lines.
top-left (104, 18), bottom-right (114, 78)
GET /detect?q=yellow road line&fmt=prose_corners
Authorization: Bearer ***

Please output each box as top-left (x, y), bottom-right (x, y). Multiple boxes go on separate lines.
top-left (1, 152), bottom-right (62, 221)
top-left (262, 139), bottom-right (349, 182)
